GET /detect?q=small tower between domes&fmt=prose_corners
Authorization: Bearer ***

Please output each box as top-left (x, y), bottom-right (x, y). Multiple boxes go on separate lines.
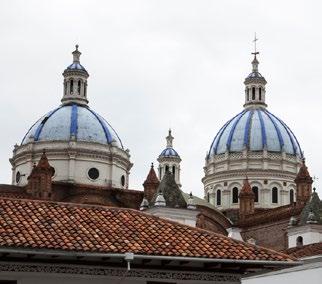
top-left (239, 177), bottom-right (255, 219)
top-left (295, 159), bottom-right (313, 207)
top-left (61, 45), bottom-right (89, 106)
top-left (26, 151), bottom-right (55, 199)
top-left (157, 129), bottom-right (181, 187)
top-left (143, 163), bottom-right (160, 203)
top-left (243, 43), bottom-right (267, 108)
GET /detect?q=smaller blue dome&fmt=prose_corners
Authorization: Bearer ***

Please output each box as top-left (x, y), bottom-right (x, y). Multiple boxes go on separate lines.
top-left (246, 71), bottom-right (264, 79)
top-left (66, 62), bottom-right (87, 72)
top-left (160, 147), bottom-right (180, 158)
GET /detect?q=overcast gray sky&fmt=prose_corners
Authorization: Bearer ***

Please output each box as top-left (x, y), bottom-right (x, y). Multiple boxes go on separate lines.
top-left (1, 0), bottom-right (322, 197)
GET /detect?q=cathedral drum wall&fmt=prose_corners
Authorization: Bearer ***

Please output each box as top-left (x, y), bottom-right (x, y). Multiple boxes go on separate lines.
top-left (11, 142), bottom-right (131, 188)
top-left (203, 151), bottom-right (300, 209)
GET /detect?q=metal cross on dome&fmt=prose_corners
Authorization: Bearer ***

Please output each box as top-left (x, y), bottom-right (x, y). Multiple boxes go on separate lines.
top-left (252, 33), bottom-right (259, 57)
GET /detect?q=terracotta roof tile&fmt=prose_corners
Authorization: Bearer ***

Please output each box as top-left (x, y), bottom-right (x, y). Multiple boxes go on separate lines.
top-left (284, 243), bottom-right (322, 258)
top-left (237, 203), bottom-right (304, 227)
top-left (0, 197), bottom-right (295, 262)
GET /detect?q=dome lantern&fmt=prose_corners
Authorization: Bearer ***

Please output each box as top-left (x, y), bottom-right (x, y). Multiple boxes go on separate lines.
top-left (243, 36), bottom-right (267, 109)
top-left (157, 129), bottom-right (182, 188)
top-left (61, 45), bottom-right (89, 106)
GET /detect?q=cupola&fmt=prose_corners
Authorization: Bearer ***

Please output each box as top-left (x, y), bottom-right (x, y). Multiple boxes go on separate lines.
top-left (243, 43), bottom-right (267, 108)
top-left (61, 45), bottom-right (89, 106)
top-left (157, 130), bottom-right (182, 187)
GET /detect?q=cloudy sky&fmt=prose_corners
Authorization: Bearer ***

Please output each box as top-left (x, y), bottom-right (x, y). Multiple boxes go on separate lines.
top-left (1, 0), bottom-right (322, 197)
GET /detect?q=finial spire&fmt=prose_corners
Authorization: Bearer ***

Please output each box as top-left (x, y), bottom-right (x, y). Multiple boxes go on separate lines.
top-left (166, 129), bottom-right (174, 148)
top-left (72, 44), bottom-right (81, 63)
top-left (252, 33), bottom-right (259, 56)
top-left (251, 34), bottom-right (259, 72)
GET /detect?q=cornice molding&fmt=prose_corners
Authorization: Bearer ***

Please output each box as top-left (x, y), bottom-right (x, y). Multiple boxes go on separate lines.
top-left (0, 262), bottom-right (240, 281)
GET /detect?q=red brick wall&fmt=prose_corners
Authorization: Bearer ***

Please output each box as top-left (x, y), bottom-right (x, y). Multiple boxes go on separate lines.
top-left (241, 219), bottom-right (289, 251)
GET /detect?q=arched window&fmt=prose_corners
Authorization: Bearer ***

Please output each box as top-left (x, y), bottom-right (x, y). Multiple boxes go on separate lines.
top-left (232, 187), bottom-right (239, 203)
top-left (77, 80), bottom-right (81, 94)
top-left (207, 192), bottom-right (210, 203)
top-left (252, 186), bottom-right (259, 202)
top-left (296, 236), bottom-right (303, 247)
top-left (64, 81), bottom-right (67, 95)
top-left (259, 88), bottom-right (262, 100)
top-left (216, 189), bottom-right (221, 206)
top-left (290, 189), bottom-right (294, 203)
top-left (165, 165), bottom-right (169, 173)
top-left (247, 88), bottom-right (250, 101)
top-left (272, 187), bottom-right (278, 204)
top-left (252, 87), bottom-right (255, 100)
top-left (70, 80), bottom-right (74, 94)
top-left (172, 165), bottom-right (175, 176)
top-left (121, 175), bottom-right (125, 187)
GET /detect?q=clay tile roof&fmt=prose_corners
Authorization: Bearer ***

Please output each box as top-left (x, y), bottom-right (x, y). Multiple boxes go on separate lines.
top-left (237, 203), bottom-right (304, 227)
top-left (143, 163), bottom-right (159, 186)
top-left (0, 197), bottom-right (295, 262)
top-left (0, 184), bottom-right (31, 199)
top-left (284, 243), bottom-right (322, 258)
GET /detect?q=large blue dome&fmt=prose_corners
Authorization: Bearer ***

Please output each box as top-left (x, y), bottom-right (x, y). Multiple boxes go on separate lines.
top-left (21, 104), bottom-right (123, 148)
top-left (209, 108), bottom-right (302, 157)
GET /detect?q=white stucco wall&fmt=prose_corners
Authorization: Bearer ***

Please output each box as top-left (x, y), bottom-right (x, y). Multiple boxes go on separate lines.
top-left (242, 261), bottom-right (322, 284)
top-left (203, 151), bottom-right (301, 210)
top-left (287, 225), bottom-right (322, 248)
top-left (11, 141), bottom-right (132, 188)
top-left (146, 207), bottom-right (199, 227)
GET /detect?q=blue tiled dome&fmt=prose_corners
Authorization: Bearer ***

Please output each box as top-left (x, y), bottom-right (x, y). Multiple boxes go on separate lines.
top-left (21, 104), bottom-right (123, 148)
top-left (66, 62), bottom-right (88, 72)
top-left (160, 147), bottom-right (180, 158)
top-left (209, 108), bottom-right (302, 157)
